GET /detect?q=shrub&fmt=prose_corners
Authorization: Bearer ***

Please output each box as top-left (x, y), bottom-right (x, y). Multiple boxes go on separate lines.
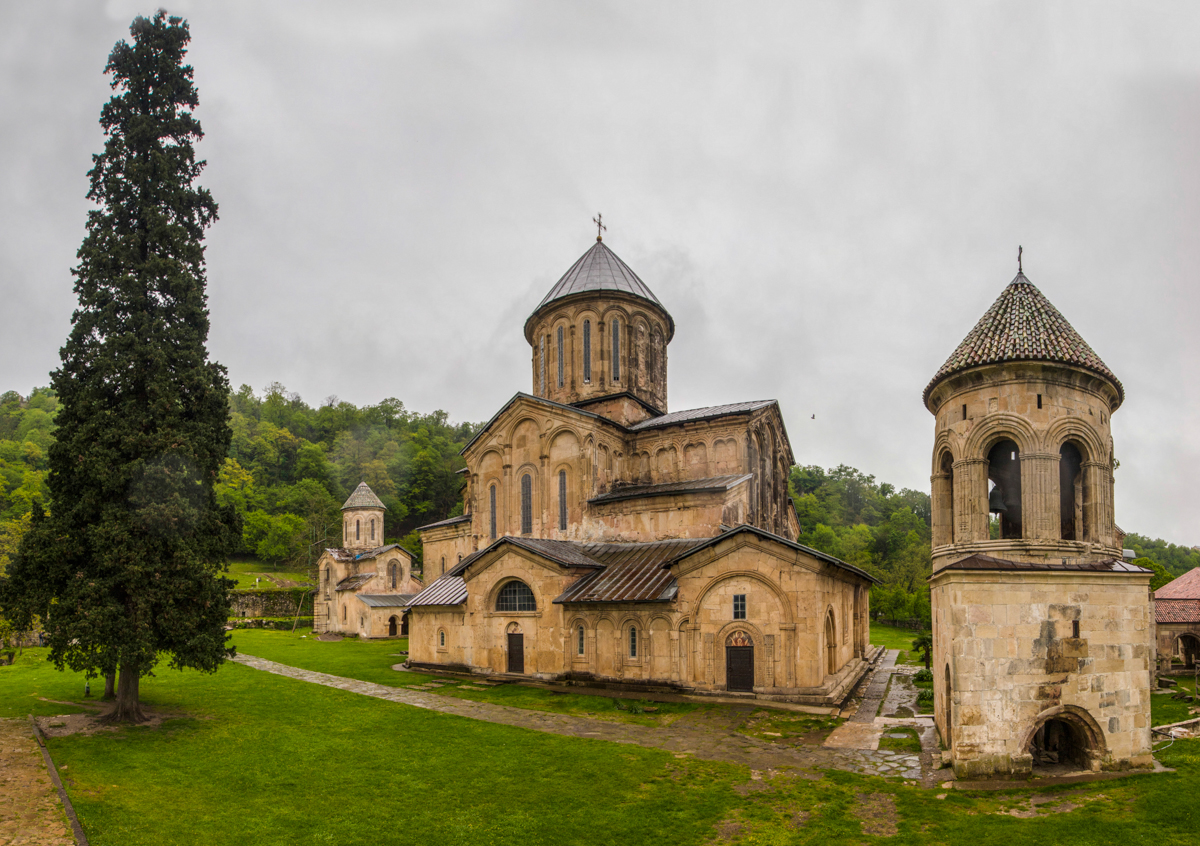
top-left (916, 688), bottom-right (935, 703)
top-left (914, 668), bottom-right (933, 683)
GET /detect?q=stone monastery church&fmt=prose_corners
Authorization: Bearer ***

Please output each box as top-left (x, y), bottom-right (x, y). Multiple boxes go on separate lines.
top-left (402, 235), bottom-right (880, 706)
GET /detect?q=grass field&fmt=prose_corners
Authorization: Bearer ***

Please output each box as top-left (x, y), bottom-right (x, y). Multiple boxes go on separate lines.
top-left (5, 643), bottom-right (1200, 843)
top-left (226, 557), bottom-right (313, 590)
top-left (870, 622), bottom-right (929, 666)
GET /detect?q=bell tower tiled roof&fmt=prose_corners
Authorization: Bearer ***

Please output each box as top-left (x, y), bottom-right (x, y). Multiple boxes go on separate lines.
top-left (526, 240), bottom-right (674, 341)
top-left (924, 272), bottom-right (1123, 405)
top-left (342, 482), bottom-right (386, 511)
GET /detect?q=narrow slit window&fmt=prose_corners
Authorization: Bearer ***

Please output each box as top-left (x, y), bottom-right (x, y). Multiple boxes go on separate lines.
top-left (557, 325), bottom-right (564, 388)
top-left (440, 556), bottom-right (445, 574)
top-left (1037, 394), bottom-right (1042, 409)
top-left (521, 473), bottom-right (533, 534)
top-left (558, 469), bottom-right (567, 531)
top-left (612, 320), bottom-right (621, 381)
top-left (539, 336), bottom-right (546, 395)
top-left (355, 520), bottom-right (360, 540)
top-left (1072, 619), bottom-right (1080, 638)
top-left (962, 404), bottom-right (967, 421)
top-left (733, 594), bottom-right (746, 620)
top-left (370, 518), bottom-right (375, 540)
top-left (629, 626), bottom-right (638, 658)
top-left (583, 320), bottom-right (591, 382)
top-left (489, 484), bottom-right (497, 540)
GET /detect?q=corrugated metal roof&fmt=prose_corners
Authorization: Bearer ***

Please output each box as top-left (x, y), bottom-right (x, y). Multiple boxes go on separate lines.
top-left (940, 553), bottom-right (1151, 573)
top-left (335, 573), bottom-right (376, 592)
top-left (357, 594), bottom-right (417, 608)
top-left (405, 576), bottom-right (468, 607)
top-left (415, 514), bottom-right (472, 532)
top-left (589, 474), bottom-right (752, 505)
top-left (925, 272), bottom-right (1123, 406)
top-left (554, 539), bottom-right (709, 603)
top-left (628, 401), bottom-right (775, 431)
top-left (1155, 599), bottom-right (1200, 624)
top-left (342, 482), bottom-right (387, 511)
top-left (1154, 566), bottom-right (1200, 600)
top-left (527, 240), bottom-right (673, 341)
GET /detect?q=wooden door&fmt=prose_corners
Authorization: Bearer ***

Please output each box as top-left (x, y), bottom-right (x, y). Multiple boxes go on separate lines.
top-left (726, 646), bottom-right (754, 691)
top-left (507, 633), bottom-right (524, 673)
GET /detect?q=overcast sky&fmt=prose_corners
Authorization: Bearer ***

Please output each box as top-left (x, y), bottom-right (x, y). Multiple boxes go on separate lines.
top-left (2, 1), bottom-right (1197, 544)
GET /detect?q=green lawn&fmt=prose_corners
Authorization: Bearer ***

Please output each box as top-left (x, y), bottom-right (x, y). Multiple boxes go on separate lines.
top-left (5, 646), bottom-right (1200, 844)
top-left (1152, 677), bottom-right (1199, 727)
top-left (870, 622), bottom-right (928, 666)
top-left (226, 557), bottom-right (312, 590)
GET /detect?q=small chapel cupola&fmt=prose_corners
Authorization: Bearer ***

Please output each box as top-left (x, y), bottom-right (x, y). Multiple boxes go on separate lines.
top-left (924, 265), bottom-right (1124, 569)
top-left (342, 481), bottom-right (386, 551)
top-left (524, 235), bottom-right (674, 422)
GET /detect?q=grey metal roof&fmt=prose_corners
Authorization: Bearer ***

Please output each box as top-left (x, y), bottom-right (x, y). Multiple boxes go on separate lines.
top-left (529, 240), bottom-right (671, 328)
top-left (335, 573), bottom-right (376, 592)
top-left (405, 576), bottom-right (468, 607)
top-left (415, 514), bottom-right (472, 532)
top-left (940, 553), bottom-right (1151, 574)
top-left (356, 594), bottom-right (417, 608)
top-left (629, 400), bottom-right (776, 431)
top-left (589, 474), bottom-right (752, 505)
top-left (925, 272), bottom-right (1123, 407)
top-left (342, 482), bottom-right (387, 511)
top-left (553, 539), bottom-right (710, 603)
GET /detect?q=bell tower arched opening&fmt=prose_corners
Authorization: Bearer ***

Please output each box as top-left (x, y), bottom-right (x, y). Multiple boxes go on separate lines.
top-left (987, 439), bottom-right (1022, 539)
top-left (1059, 442), bottom-right (1085, 541)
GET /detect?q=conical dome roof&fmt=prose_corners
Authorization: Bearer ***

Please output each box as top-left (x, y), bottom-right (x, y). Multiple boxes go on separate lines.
top-left (525, 240), bottom-right (673, 341)
top-left (342, 482), bottom-right (386, 511)
top-left (924, 272), bottom-right (1123, 406)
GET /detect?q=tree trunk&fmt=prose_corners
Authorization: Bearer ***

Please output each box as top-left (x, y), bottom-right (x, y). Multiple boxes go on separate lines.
top-left (100, 663), bottom-right (147, 723)
top-left (102, 673), bottom-right (116, 700)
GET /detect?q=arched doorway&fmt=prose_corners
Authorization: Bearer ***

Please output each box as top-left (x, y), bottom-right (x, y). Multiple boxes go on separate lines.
top-left (726, 631), bottom-right (754, 691)
top-left (1179, 633), bottom-right (1200, 669)
top-left (388, 615), bottom-right (398, 637)
top-left (825, 611), bottom-right (837, 676)
top-left (506, 622), bottom-right (524, 674)
top-left (1024, 706), bottom-right (1106, 772)
top-left (400, 612), bottom-right (409, 637)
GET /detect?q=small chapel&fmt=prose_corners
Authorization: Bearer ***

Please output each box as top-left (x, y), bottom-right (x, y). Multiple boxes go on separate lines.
top-left (404, 234), bottom-right (877, 704)
top-left (925, 263), bottom-right (1154, 777)
top-left (313, 482), bottom-right (425, 639)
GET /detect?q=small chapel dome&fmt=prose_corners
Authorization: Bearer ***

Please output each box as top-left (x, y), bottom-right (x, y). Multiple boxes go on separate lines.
top-left (342, 481), bottom-right (386, 511)
top-left (923, 270), bottom-right (1123, 410)
top-left (524, 240), bottom-right (674, 343)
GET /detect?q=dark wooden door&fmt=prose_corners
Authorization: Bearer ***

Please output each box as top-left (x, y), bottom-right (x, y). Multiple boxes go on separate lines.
top-left (507, 633), bottom-right (524, 673)
top-left (726, 646), bottom-right (754, 691)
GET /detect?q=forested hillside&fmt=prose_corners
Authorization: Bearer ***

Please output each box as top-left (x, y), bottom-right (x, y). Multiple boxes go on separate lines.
top-left (3, 386), bottom-right (1197, 596)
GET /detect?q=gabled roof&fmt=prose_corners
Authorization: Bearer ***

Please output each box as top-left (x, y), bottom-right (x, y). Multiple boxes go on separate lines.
top-left (342, 482), bottom-right (386, 511)
top-left (1155, 566), bottom-right (1200, 600)
top-left (589, 474), bottom-right (752, 505)
top-left (459, 391), bottom-right (611, 455)
top-left (526, 240), bottom-right (673, 341)
top-left (335, 573), bottom-right (376, 592)
top-left (1155, 599), bottom-right (1200, 624)
top-left (356, 594), bottom-right (417, 608)
top-left (939, 553), bottom-right (1150, 574)
top-left (924, 272), bottom-right (1123, 407)
top-left (415, 514), bottom-right (472, 532)
top-left (405, 576), bottom-right (467, 607)
top-left (326, 543), bottom-right (409, 563)
top-left (628, 400), bottom-right (776, 431)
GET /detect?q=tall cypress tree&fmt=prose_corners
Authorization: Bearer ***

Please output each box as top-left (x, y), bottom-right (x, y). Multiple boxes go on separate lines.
top-left (0, 12), bottom-right (236, 722)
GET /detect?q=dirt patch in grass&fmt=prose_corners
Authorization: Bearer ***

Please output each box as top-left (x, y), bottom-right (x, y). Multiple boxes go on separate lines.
top-left (36, 708), bottom-right (191, 737)
top-left (853, 792), bottom-right (898, 836)
top-left (994, 789), bottom-right (1113, 818)
top-left (739, 709), bottom-right (842, 745)
top-left (711, 818), bottom-right (744, 842)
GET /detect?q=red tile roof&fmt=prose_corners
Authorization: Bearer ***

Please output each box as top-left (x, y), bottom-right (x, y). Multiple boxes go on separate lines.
top-left (1155, 599), bottom-right (1200, 624)
top-left (1154, 567), bottom-right (1200, 600)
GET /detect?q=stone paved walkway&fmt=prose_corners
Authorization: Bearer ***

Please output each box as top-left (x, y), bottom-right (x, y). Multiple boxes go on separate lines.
top-left (850, 649), bottom-right (898, 723)
top-left (234, 653), bottom-right (929, 781)
top-left (0, 718), bottom-right (74, 846)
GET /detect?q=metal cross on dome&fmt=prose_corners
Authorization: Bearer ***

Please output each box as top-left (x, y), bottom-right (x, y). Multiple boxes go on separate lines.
top-left (1018, 245), bottom-right (1023, 273)
top-left (593, 213), bottom-right (606, 242)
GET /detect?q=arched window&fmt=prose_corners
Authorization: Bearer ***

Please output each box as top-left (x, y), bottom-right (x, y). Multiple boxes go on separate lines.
top-left (825, 610), bottom-right (837, 675)
top-left (577, 625), bottom-right (585, 656)
top-left (558, 469), bottom-right (568, 531)
top-left (355, 520), bottom-right (360, 541)
top-left (496, 580), bottom-right (536, 612)
top-left (440, 556), bottom-right (445, 575)
top-left (520, 473), bottom-right (533, 534)
top-left (439, 629), bottom-right (445, 647)
top-left (489, 484), bottom-right (497, 540)
top-left (342, 605), bottom-right (346, 622)
top-left (539, 335), bottom-right (546, 395)
top-left (987, 439), bottom-right (1023, 539)
top-left (629, 626), bottom-right (638, 658)
top-left (611, 319), bottom-right (621, 381)
top-left (370, 518), bottom-right (375, 541)
top-left (583, 319), bottom-right (591, 383)
top-left (1060, 442), bottom-right (1084, 541)
top-left (323, 567), bottom-right (329, 586)
top-left (390, 563), bottom-right (397, 589)
top-left (557, 325), bottom-right (565, 388)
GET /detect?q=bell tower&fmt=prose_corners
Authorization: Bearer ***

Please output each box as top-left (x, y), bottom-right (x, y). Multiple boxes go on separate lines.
top-left (924, 262), bottom-right (1152, 780)
top-left (341, 482), bottom-right (386, 551)
top-left (924, 268), bottom-right (1124, 570)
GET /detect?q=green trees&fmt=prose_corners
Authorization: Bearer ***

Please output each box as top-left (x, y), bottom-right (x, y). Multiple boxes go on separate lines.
top-left (0, 13), bottom-right (236, 722)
